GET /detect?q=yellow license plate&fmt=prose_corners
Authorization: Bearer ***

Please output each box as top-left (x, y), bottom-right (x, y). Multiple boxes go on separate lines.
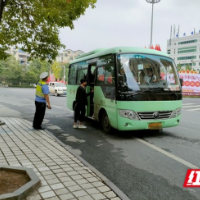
top-left (148, 122), bottom-right (162, 130)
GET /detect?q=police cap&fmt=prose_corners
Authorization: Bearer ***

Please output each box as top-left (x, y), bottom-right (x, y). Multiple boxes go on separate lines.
top-left (40, 72), bottom-right (48, 79)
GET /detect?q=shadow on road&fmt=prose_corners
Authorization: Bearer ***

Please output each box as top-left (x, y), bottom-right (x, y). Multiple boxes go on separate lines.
top-left (83, 117), bottom-right (165, 140)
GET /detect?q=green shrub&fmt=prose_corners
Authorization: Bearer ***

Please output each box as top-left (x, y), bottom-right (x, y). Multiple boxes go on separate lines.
top-left (9, 85), bottom-right (35, 88)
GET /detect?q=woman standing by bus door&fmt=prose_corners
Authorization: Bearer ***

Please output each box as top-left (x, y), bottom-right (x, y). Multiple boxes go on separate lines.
top-left (73, 79), bottom-right (93, 129)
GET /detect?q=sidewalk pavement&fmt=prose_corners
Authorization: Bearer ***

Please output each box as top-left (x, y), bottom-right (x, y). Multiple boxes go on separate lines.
top-left (0, 118), bottom-right (130, 200)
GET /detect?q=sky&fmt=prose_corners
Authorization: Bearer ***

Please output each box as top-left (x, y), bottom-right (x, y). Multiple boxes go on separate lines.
top-left (59, 0), bottom-right (200, 53)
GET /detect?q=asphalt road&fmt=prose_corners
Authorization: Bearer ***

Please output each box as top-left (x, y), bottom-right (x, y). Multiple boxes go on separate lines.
top-left (1, 88), bottom-right (200, 200)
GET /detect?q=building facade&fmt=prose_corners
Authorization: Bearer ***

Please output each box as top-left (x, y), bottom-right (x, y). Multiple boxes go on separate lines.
top-left (167, 33), bottom-right (200, 72)
top-left (6, 47), bottom-right (30, 65)
top-left (56, 49), bottom-right (84, 63)
top-left (6, 47), bottom-right (84, 65)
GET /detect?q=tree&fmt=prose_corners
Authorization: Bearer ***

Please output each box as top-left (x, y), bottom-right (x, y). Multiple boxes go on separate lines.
top-left (0, 0), bottom-right (96, 61)
top-left (176, 63), bottom-right (182, 72)
top-left (185, 64), bottom-right (192, 71)
top-left (0, 55), bottom-right (24, 85)
top-left (52, 61), bottom-right (62, 81)
top-left (60, 62), bottom-right (69, 82)
top-left (28, 58), bottom-right (51, 80)
top-left (0, 56), bottom-right (52, 85)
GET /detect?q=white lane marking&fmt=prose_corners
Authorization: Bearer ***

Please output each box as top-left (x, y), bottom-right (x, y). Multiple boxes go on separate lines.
top-left (51, 105), bottom-right (62, 108)
top-left (187, 108), bottom-right (200, 111)
top-left (22, 98), bottom-right (32, 101)
top-left (182, 103), bottom-right (196, 105)
top-left (182, 105), bottom-right (200, 108)
top-left (51, 104), bottom-right (73, 113)
top-left (136, 138), bottom-right (199, 169)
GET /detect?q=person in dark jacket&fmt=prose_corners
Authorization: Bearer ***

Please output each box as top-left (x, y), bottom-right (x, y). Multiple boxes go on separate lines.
top-left (73, 79), bottom-right (93, 129)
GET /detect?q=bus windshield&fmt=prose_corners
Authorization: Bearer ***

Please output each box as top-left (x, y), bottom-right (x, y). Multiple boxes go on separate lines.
top-left (117, 54), bottom-right (181, 93)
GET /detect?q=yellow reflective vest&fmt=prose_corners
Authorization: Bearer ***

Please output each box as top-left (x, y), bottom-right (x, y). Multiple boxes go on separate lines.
top-left (35, 80), bottom-right (47, 98)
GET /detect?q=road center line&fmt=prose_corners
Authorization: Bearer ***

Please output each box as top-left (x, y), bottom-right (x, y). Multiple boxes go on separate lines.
top-left (136, 138), bottom-right (198, 169)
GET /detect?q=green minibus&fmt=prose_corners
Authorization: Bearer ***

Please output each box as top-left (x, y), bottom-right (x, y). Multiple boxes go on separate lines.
top-left (67, 47), bottom-right (182, 133)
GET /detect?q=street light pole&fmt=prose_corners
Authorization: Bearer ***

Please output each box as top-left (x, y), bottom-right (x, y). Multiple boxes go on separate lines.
top-left (146, 0), bottom-right (161, 47)
top-left (63, 64), bottom-right (66, 83)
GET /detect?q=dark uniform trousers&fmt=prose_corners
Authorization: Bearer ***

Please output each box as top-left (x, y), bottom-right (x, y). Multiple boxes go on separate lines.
top-left (33, 101), bottom-right (46, 128)
top-left (74, 104), bottom-right (86, 122)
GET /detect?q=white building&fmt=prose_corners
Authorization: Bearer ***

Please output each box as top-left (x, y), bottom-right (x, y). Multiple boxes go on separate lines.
top-left (5, 47), bottom-right (84, 65)
top-left (167, 32), bottom-right (200, 72)
top-left (6, 47), bottom-right (30, 65)
top-left (56, 49), bottom-right (84, 63)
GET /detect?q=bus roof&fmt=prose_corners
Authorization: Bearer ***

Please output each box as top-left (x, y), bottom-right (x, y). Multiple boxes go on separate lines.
top-left (71, 46), bottom-right (170, 64)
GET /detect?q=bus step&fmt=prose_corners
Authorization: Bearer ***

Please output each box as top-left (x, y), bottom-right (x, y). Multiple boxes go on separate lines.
top-left (87, 116), bottom-right (95, 120)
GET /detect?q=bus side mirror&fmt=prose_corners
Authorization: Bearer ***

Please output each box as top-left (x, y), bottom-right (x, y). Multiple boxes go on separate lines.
top-left (179, 78), bottom-right (183, 86)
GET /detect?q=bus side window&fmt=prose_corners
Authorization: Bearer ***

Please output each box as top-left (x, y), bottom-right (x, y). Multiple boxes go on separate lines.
top-left (77, 68), bottom-right (88, 84)
top-left (97, 67), bottom-right (105, 84)
top-left (68, 64), bottom-right (78, 84)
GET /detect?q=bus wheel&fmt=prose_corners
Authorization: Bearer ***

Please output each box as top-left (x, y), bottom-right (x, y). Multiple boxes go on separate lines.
top-left (102, 112), bottom-right (111, 133)
top-left (55, 91), bottom-right (58, 97)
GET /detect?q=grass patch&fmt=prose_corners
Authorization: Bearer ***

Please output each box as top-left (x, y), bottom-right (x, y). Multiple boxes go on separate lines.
top-left (9, 85), bottom-right (34, 88)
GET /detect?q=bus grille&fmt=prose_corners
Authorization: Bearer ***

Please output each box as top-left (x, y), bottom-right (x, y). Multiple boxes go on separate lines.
top-left (137, 111), bottom-right (172, 120)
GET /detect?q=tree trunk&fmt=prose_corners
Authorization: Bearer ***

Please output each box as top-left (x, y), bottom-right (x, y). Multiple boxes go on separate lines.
top-left (0, 0), bottom-right (7, 24)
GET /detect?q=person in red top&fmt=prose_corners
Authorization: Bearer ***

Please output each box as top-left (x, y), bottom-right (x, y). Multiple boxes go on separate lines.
top-left (73, 79), bottom-right (93, 129)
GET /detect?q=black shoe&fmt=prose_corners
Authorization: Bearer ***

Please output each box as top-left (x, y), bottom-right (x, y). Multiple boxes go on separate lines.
top-left (33, 126), bottom-right (45, 130)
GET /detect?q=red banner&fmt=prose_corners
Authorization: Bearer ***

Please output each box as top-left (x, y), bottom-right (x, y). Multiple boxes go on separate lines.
top-left (179, 71), bottom-right (200, 96)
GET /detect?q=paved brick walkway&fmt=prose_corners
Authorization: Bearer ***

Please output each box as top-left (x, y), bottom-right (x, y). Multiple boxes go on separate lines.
top-left (0, 118), bottom-right (130, 200)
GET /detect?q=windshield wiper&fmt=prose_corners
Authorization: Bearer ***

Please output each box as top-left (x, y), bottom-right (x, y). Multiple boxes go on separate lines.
top-left (151, 87), bottom-right (179, 98)
top-left (163, 88), bottom-right (179, 98)
top-left (120, 88), bottom-right (179, 99)
top-left (120, 89), bottom-right (153, 95)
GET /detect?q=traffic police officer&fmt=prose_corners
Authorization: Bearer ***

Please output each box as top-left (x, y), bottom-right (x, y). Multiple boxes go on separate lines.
top-left (33, 72), bottom-right (51, 130)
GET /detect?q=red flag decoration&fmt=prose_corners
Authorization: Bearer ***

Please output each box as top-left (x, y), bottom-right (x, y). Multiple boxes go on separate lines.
top-left (155, 44), bottom-right (159, 51)
top-left (47, 74), bottom-right (55, 83)
top-left (152, 44), bottom-right (162, 51)
top-left (150, 45), bottom-right (154, 49)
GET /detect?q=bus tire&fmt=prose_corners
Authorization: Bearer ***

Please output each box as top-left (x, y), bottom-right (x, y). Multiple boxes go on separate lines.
top-left (101, 112), bottom-right (112, 134)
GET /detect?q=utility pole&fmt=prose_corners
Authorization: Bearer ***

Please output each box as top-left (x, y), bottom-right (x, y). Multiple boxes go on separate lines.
top-left (63, 63), bottom-right (66, 83)
top-left (146, 0), bottom-right (161, 47)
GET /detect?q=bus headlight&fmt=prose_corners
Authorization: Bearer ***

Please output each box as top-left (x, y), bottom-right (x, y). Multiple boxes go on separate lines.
top-left (170, 108), bottom-right (181, 118)
top-left (119, 110), bottom-right (139, 120)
